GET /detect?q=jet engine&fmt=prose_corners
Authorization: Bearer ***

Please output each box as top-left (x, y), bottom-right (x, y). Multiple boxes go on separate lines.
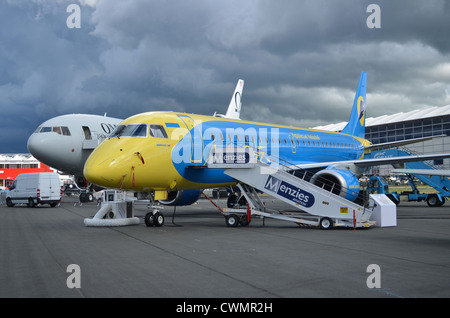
top-left (159, 189), bottom-right (202, 206)
top-left (310, 167), bottom-right (360, 201)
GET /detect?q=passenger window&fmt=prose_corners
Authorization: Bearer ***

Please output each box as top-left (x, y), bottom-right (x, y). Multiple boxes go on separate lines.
top-left (149, 125), bottom-right (168, 138)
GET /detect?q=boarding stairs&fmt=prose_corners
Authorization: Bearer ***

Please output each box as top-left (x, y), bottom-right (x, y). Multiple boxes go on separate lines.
top-left (208, 147), bottom-right (376, 229)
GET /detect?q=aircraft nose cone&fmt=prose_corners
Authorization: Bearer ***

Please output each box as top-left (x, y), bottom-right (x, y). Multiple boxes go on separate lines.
top-left (27, 133), bottom-right (48, 162)
top-left (83, 151), bottom-right (118, 188)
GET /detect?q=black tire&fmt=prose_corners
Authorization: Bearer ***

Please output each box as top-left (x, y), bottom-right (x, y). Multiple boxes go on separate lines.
top-left (144, 212), bottom-right (154, 227)
top-left (6, 198), bottom-right (14, 207)
top-left (426, 194), bottom-right (441, 207)
top-left (239, 215), bottom-right (250, 226)
top-left (225, 214), bottom-right (239, 227)
top-left (28, 198), bottom-right (36, 208)
top-left (153, 212), bottom-right (164, 227)
top-left (319, 217), bottom-right (333, 230)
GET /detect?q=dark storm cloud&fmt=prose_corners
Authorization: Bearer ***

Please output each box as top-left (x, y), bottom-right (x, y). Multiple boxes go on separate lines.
top-left (1, 0), bottom-right (450, 152)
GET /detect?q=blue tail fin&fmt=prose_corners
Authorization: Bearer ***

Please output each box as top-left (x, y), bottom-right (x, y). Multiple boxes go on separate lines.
top-left (341, 72), bottom-right (366, 139)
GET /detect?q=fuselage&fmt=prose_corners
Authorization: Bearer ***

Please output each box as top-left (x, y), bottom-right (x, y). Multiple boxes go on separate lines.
top-left (83, 111), bottom-right (369, 191)
top-left (27, 114), bottom-right (122, 176)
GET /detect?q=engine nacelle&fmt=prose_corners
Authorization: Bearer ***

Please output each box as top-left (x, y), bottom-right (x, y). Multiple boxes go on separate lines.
top-left (310, 167), bottom-right (360, 201)
top-left (159, 189), bottom-right (202, 206)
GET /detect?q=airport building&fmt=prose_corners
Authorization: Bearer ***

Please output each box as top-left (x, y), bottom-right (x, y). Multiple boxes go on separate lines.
top-left (315, 105), bottom-right (450, 171)
top-left (0, 154), bottom-right (55, 189)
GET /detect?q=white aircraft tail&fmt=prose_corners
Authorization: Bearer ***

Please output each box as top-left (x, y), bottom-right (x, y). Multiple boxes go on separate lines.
top-left (214, 79), bottom-right (244, 119)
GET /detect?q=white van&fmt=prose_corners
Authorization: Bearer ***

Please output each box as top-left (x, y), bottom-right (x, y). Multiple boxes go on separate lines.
top-left (6, 172), bottom-right (61, 208)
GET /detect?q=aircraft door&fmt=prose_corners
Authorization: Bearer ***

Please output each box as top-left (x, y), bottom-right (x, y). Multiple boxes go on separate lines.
top-left (82, 126), bottom-right (92, 140)
top-left (178, 115), bottom-right (203, 163)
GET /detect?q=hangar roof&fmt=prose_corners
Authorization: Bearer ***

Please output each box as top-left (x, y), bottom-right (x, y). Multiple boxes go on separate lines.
top-left (314, 105), bottom-right (450, 132)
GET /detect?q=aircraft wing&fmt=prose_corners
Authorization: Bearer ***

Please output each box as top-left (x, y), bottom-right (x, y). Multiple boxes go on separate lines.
top-left (287, 153), bottom-right (450, 171)
top-left (391, 169), bottom-right (450, 176)
top-left (367, 135), bottom-right (446, 151)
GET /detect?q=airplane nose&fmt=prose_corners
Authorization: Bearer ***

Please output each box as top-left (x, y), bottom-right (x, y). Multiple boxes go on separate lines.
top-left (83, 150), bottom-right (119, 188)
top-left (27, 133), bottom-right (50, 162)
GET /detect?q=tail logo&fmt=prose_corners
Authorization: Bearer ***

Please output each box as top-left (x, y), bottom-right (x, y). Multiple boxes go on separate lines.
top-left (357, 96), bottom-right (365, 126)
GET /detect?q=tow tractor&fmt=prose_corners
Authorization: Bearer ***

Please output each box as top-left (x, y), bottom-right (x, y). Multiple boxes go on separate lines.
top-left (366, 175), bottom-right (446, 207)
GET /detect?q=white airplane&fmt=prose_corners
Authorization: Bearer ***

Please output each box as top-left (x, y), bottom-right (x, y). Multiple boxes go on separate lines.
top-left (27, 79), bottom-right (245, 183)
top-left (27, 114), bottom-right (122, 181)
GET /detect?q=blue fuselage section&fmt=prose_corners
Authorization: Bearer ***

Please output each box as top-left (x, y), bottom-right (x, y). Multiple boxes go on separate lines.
top-left (171, 118), bottom-right (365, 186)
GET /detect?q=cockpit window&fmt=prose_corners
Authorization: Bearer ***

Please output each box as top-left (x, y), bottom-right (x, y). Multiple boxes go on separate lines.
top-left (109, 124), bottom-right (148, 138)
top-left (35, 126), bottom-right (71, 136)
top-left (40, 127), bottom-right (52, 133)
top-left (61, 126), bottom-right (71, 136)
top-left (149, 125), bottom-right (168, 139)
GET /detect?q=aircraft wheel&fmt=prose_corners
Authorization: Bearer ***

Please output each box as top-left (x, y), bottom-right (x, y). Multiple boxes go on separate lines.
top-left (319, 217), bottom-right (333, 230)
top-left (144, 212), bottom-right (154, 227)
top-left (153, 212), bottom-right (164, 227)
top-left (225, 214), bottom-right (239, 227)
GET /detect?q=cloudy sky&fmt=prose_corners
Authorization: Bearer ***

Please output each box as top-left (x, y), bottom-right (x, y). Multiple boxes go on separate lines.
top-left (2, 0), bottom-right (450, 153)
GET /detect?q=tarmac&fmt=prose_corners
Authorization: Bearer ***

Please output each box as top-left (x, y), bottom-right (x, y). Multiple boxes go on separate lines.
top-left (1, 195), bottom-right (450, 298)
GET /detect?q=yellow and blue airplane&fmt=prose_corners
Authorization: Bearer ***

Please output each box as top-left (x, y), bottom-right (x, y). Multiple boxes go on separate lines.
top-left (83, 72), bottom-right (450, 206)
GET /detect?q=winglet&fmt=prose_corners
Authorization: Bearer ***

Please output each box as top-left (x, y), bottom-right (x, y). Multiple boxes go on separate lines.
top-left (224, 79), bottom-right (244, 119)
top-left (341, 72), bottom-right (367, 138)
